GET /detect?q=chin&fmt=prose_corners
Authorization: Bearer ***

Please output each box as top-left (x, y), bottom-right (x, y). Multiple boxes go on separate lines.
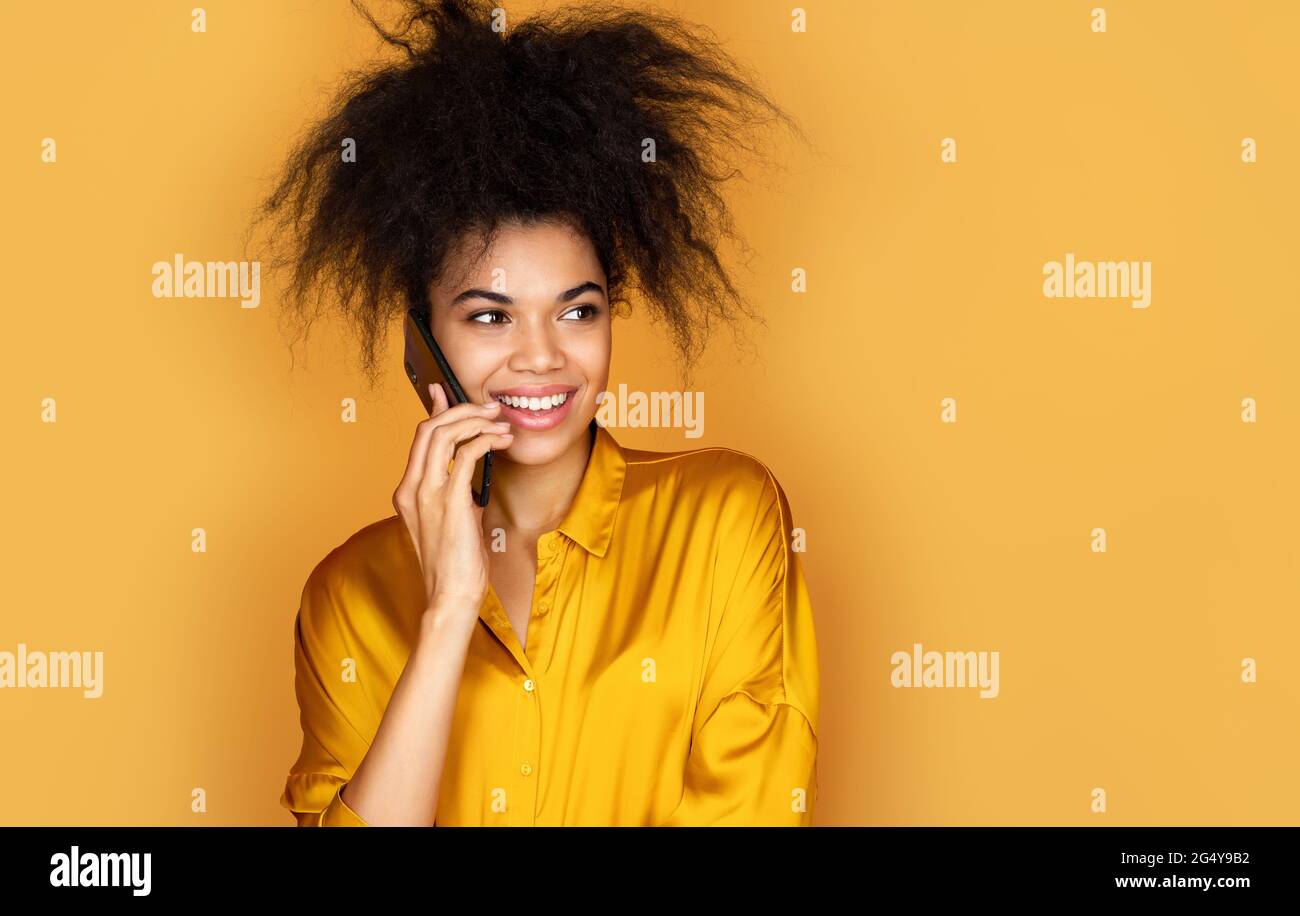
top-left (497, 415), bottom-right (590, 466)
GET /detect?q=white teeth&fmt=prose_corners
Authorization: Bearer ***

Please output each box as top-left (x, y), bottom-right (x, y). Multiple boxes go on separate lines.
top-left (496, 392), bottom-right (569, 411)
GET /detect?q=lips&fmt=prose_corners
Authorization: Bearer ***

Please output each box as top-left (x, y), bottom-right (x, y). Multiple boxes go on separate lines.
top-left (491, 385), bottom-right (579, 432)
top-left (494, 390), bottom-right (571, 411)
top-left (489, 384), bottom-right (577, 401)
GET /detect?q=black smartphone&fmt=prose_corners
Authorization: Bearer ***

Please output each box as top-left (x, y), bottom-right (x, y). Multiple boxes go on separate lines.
top-left (403, 307), bottom-right (493, 507)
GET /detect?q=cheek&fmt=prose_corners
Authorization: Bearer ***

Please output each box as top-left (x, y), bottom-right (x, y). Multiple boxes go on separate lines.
top-left (576, 325), bottom-right (612, 385)
top-left (573, 343), bottom-right (610, 404)
top-left (437, 326), bottom-right (502, 395)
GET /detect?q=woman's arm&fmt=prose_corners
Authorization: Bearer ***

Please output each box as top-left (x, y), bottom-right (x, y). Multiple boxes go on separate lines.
top-left (654, 464), bottom-right (821, 826)
top-left (338, 386), bottom-right (509, 825)
top-left (336, 599), bottom-right (479, 827)
top-left (286, 386), bottom-right (512, 826)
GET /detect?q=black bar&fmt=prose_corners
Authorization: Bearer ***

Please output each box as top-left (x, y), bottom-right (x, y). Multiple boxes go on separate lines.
top-left (0, 826), bottom-right (1282, 900)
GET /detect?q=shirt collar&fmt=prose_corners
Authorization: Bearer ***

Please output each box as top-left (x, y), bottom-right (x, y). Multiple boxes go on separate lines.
top-left (555, 419), bottom-right (626, 558)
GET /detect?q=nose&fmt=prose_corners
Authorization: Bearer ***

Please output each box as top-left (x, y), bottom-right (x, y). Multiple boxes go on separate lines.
top-left (507, 318), bottom-right (565, 373)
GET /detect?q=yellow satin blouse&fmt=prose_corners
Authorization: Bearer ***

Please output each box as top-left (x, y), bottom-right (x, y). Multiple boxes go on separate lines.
top-left (280, 420), bottom-right (819, 826)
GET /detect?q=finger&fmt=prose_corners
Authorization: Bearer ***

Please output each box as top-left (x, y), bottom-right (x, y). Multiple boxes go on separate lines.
top-left (430, 381), bottom-right (448, 417)
top-left (420, 415), bottom-right (513, 498)
top-left (447, 431), bottom-right (513, 498)
top-left (397, 399), bottom-right (502, 506)
top-left (426, 414), bottom-right (511, 485)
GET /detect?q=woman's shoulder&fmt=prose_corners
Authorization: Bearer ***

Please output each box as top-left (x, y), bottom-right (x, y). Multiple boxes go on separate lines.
top-left (307, 513), bottom-right (406, 573)
top-left (620, 438), bottom-right (791, 516)
top-left (298, 514), bottom-right (416, 615)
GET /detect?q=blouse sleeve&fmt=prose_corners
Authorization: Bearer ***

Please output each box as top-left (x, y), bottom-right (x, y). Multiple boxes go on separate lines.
top-left (656, 468), bottom-right (821, 826)
top-left (280, 564), bottom-right (373, 827)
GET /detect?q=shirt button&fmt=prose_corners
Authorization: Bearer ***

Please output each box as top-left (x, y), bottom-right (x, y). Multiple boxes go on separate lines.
top-left (523, 678), bottom-right (535, 693)
top-left (537, 601), bottom-right (550, 614)
top-left (520, 762), bottom-right (533, 776)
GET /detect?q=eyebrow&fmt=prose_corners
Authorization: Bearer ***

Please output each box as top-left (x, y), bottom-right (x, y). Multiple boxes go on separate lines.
top-left (449, 281), bottom-right (605, 307)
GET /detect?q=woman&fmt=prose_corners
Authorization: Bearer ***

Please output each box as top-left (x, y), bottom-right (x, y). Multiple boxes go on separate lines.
top-left (255, 0), bottom-right (819, 826)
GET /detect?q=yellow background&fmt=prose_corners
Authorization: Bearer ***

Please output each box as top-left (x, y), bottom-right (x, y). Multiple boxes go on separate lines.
top-left (2, 0), bottom-right (1297, 825)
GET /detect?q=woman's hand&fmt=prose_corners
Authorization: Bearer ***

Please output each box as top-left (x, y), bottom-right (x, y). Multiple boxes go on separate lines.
top-left (392, 383), bottom-right (513, 619)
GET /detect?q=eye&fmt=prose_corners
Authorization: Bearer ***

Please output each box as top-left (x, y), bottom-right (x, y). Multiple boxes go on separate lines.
top-left (561, 304), bottom-right (601, 321)
top-left (469, 309), bottom-right (510, 325)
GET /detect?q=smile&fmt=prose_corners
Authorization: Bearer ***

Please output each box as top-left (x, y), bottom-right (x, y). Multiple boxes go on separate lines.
top-left (495, 392), bottom-right (568, 410)
top-left (491, 386), bottom-right (579, 431)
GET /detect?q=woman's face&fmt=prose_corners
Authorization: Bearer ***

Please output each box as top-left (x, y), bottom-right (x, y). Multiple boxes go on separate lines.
top-left (428, 219), bottom-right (612, 468)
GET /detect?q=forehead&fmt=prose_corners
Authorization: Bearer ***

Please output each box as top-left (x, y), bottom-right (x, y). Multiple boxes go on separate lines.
top-left (439, 219), bottom-right (604, 293)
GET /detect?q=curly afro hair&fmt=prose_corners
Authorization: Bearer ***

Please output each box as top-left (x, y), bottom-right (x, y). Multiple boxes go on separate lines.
top-left (248, 0), bottom-right (802, 389)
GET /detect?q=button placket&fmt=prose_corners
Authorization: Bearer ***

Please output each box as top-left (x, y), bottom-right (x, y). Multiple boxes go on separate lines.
top-left (529, 535), bottom-right (560, 629)
top-left (481, 586), bottom-right (536, 824)
top-left (527, 532), bottom-right (570, 677)
top-left (513, 668), bottom-right (541, 825)
top-left (509, 533), bottom-right (562, 824)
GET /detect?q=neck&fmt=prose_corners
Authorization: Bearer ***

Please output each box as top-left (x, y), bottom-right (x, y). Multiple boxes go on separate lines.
top-left (482, 424), bottom-right (594, 539)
